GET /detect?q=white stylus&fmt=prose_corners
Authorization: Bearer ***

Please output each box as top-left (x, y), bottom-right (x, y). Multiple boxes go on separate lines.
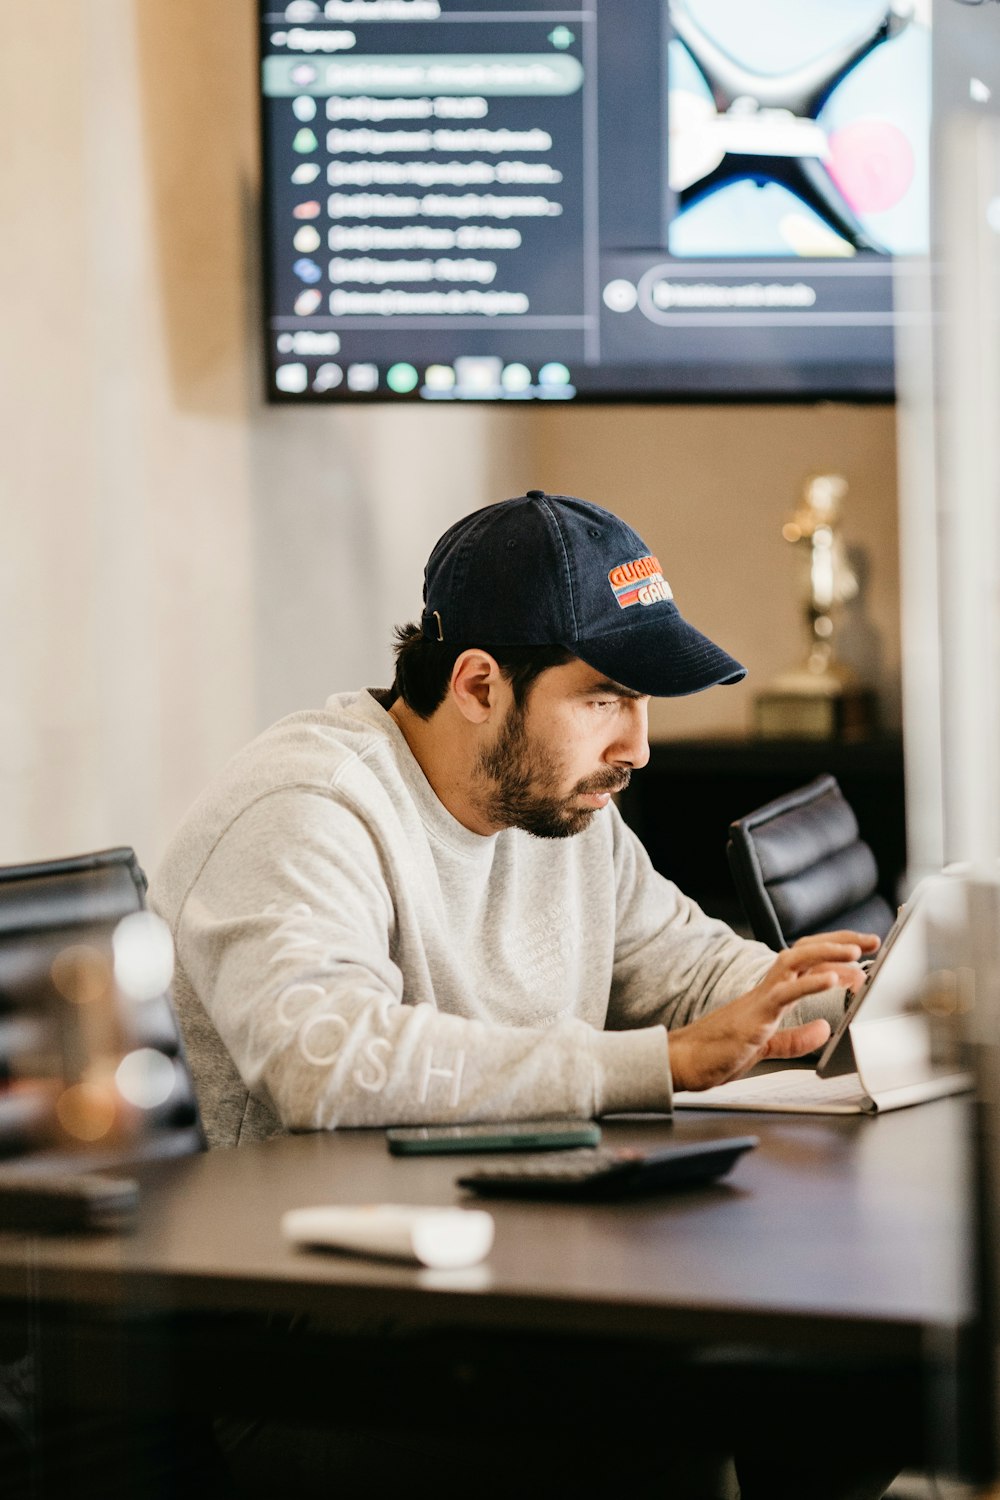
top-left (281, 1203), bottom-right (495, 1269)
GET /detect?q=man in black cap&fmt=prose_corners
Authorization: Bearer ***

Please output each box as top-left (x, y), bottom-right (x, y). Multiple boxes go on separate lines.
top-left (152, 492), bottom-right (889, 1500)
top-left (153, 492), bottom-right (875, 1147)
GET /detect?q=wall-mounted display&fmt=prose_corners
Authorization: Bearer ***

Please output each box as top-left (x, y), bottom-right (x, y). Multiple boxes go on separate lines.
top-left (259, 0), bottom-right (929, 402)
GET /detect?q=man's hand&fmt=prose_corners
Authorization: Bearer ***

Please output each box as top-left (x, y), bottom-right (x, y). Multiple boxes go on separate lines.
top-left (668, 931), bottom-right (881, 1093)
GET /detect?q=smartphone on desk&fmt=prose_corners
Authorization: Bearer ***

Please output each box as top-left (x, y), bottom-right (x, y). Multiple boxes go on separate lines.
top-left (386, 1119), bottom-right (601, 1156)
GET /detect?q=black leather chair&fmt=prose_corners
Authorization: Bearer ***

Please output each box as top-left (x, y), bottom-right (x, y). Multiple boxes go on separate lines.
top-left (0, 846), bottom-right (204, 1163)
top-left (0, 852), bottom-right (226, 1498)
top-left (726, 774), bottom-right (897, 949)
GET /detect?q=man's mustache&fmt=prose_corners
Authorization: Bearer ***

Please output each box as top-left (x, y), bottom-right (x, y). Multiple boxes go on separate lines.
top-left (575, 769), bottom-right (631, 797)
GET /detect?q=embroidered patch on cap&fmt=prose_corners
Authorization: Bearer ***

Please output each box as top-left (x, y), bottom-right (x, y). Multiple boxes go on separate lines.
top-left (608, 555), bottom-right (673, 609)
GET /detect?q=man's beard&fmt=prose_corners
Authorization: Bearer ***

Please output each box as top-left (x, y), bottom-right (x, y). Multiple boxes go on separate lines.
top-left (473, 700), bottom-right (630, 839)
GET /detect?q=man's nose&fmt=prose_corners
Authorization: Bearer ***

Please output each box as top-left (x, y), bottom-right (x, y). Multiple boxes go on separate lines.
top-left (609, 701), bottom-right (650, 770)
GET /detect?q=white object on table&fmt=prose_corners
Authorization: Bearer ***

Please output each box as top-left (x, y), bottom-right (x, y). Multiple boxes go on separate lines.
top-left (281, 1203), bottom-right (495, 1269)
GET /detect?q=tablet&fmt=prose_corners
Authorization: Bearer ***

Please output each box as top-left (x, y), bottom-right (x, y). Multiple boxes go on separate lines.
top-left (816, 875), bottom-right (960, 1079)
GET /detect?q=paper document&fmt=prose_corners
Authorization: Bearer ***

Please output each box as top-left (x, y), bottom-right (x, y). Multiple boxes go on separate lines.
top-left (674, 1067), bottom-right (970, 1115)
top-left (674, 1070), bottom-right (877, 1115)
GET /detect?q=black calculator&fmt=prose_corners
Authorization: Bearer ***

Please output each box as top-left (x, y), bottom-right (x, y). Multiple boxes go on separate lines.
top-left (456, 1136), bottom-right (759, 1200)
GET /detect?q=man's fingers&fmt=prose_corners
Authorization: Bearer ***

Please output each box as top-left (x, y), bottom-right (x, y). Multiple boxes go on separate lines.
top-left (762, 1018), bottom-right (832, 1060)
top-left (776, 939), bottom-right (864, 972)
top-left (792, 961), bottom-right (867, 992)
top-left (756, 963), bottom-right (868, 1019)
top-left (792, 929), bottom-right (881, 954)
top-left (763, 969), bottom-right (839, 1013)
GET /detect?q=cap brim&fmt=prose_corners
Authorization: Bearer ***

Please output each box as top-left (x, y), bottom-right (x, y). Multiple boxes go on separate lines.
top-left (572, 603), bottom-right (746, 698)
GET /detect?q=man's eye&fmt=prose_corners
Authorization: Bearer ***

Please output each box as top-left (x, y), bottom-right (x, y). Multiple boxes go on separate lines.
top-left (591, 699), bottom-right (616, 710)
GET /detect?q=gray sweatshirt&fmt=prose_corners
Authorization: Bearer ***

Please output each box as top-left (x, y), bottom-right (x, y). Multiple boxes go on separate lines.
top-left (152, 688), bottom-right (838, 1147)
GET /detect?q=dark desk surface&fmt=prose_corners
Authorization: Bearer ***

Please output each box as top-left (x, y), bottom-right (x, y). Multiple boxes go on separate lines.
top-left (0, 1101), bottom-right (971, 1362)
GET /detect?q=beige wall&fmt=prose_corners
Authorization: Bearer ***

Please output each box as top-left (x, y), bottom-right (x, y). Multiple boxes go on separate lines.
top-left (1, 1), bottom-right (257, 866)
top-left (0, 0), bottom-right (900, 869)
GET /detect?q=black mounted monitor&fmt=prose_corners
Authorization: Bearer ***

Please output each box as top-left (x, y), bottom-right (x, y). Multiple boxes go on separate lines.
top-left (259, 0), bottom-right (930, 402)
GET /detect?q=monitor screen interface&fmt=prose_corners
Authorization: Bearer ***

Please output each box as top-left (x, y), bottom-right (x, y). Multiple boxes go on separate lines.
top-left (259, 0), bottom-right (930, 403)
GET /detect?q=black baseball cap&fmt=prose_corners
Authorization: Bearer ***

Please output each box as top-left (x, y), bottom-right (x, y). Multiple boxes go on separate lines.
top-left (420, 491), bottom-right (746, 698)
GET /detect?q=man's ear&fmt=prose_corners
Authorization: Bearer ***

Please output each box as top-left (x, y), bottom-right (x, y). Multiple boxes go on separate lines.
top-left (450, 650), bottom-right (503, 723)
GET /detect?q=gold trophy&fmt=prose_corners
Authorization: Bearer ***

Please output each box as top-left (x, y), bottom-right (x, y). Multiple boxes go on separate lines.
top-left (754, 473), bottom-right (875, 740)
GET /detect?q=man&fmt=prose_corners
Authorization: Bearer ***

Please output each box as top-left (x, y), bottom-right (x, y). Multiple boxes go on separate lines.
top-left (153, 491), bottom-right (894, 1500)
top-left (153, 491), bottom-right (874, 1146)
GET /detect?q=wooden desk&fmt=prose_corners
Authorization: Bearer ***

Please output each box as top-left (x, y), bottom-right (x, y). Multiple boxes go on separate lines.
top-left (0, 1103), bottom-right (970, 1448)
top-left (0, 1105), bottom-right (966, 1348)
